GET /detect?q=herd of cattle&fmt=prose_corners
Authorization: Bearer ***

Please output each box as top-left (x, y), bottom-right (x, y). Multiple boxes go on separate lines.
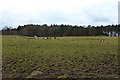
top-left (33, 35), bottom-right (106, 43)
top-left (34, 35), bottom-right (57, 40)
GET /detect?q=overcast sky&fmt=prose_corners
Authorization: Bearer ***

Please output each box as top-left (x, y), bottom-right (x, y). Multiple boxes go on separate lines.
top-left (0, 0), bottom-right (119, 29)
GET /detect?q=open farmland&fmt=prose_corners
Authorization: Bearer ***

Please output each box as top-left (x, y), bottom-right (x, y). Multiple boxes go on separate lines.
top-left (2, 36), bottom-right (119, 78)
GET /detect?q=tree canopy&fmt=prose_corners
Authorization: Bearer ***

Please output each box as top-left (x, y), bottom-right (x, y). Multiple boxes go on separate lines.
top-left (2, 24), bottom-right (120, 37)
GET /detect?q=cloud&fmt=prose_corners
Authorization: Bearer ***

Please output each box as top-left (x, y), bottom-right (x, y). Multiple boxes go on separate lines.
top-left (0, 0), bottom-right (119, 29)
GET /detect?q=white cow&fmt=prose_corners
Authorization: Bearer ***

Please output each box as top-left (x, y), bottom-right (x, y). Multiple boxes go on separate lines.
top-left (34, 35), bottom-right (37, 39)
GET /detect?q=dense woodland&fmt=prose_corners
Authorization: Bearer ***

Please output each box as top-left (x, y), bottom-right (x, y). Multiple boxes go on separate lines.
top-left (1, 24), bottom-right (120, 37)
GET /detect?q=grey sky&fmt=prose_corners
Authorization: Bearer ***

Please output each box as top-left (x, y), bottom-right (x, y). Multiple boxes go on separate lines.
top-left (0, 0), bottom-right (119, 29)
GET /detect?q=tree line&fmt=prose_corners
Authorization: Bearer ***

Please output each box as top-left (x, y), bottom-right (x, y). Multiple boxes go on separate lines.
top-left (1, 24), bottom-right (120, 37)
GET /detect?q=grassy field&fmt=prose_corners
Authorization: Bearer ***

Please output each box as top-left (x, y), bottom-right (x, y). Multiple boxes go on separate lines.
top-left (2, 35), bottom-right (119, 78)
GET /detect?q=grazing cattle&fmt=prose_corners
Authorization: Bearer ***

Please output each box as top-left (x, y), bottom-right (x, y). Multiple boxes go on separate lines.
top-left (34, 35), bottom-right (37, 39)
top-left (53, 36), bottom-right (56, 39)
top-left (46, 37), bottom-right (48, 39)
top-left (43, 37), bottom-right (47, 40)
top-left (42, 37), bottom-right (57, 40)
top-left (44, 37), bottom-right (48, 40)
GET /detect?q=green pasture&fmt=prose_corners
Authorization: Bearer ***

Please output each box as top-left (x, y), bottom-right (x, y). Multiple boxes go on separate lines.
top-left (2, 35), bottom-right (119, 78)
